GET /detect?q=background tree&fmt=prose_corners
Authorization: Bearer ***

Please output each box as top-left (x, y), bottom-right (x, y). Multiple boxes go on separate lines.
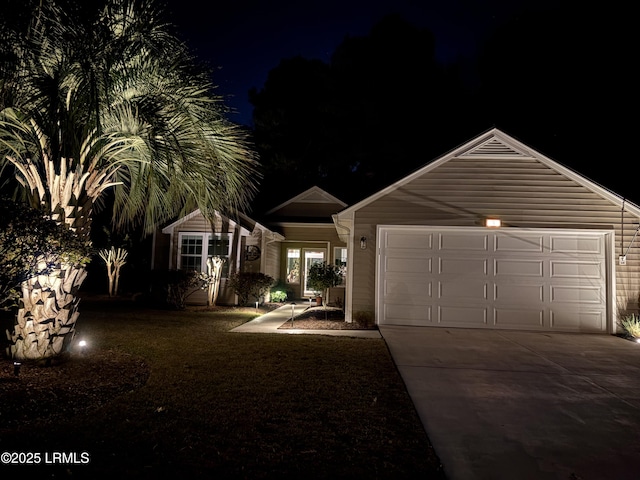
top-left (307, 261), bottom-right (343, 316)
top-left (98, 246), bottom-right (128, 297)
top-left (250, 14), bottom-right (476, 209)
top-left (0, 0), bottom-right (259, 360)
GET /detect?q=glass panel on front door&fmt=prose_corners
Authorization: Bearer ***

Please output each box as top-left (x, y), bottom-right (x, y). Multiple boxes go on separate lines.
top-left (286, 248), bottom-right (301, 284)
top-left (303, 250), bottom-right (325, 296)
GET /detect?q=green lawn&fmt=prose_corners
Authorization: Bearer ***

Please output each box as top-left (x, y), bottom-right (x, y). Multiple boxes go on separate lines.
top-left (0, 297), bottom-right (445, 479)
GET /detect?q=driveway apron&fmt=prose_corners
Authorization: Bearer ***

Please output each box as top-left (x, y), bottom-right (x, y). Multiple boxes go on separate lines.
top-left (379, 326), bottom-right (640, 480)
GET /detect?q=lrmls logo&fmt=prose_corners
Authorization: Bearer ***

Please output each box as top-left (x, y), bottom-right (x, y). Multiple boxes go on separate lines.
top-left (45, 452), bottom-right (90, 464)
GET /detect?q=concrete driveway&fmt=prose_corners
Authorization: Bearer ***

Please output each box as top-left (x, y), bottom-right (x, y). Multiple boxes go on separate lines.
top-left (379, 326), bottom-right (640, 480)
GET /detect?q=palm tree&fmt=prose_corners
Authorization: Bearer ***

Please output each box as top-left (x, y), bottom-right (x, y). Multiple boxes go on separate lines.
top-left (0, 0), bottom-right (260, 360)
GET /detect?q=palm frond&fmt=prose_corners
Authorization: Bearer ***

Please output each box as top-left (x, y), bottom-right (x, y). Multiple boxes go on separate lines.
top-left (0, 0), bottom-right (260, 236)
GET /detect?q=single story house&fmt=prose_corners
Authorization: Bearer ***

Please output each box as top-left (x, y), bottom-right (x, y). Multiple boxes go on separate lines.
top-left (333, 128), bottom-right (640, 333)
top-left (153, 128), bottom-right (640, 333)
top-left (151, 186), bottom-right (348, 306)
top-left (152, 208), bottom-right (282, 305)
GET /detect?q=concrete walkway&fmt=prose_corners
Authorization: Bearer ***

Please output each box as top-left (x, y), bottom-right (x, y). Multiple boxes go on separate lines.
top-left (230, 303), bottom-right (381, 338)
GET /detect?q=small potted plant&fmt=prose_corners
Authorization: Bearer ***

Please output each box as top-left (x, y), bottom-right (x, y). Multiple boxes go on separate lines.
top-left (307, 262), bottom-right (343, 311)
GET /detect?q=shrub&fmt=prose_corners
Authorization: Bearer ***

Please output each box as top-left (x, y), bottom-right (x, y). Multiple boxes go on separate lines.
top-left (620, 313), bottom-right (640, 338)
top-left (0, 198), bottom-right (92, 310)
top-left (270, 280), bottom-right (291, 303)
top-left (149, 269), bottom-right (202, 310)
top-left (227, 272), bottom-right (275, 306)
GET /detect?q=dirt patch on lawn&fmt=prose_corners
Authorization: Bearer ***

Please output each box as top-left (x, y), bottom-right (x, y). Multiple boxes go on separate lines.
top-left (278, 306), bottom-right (376, 330)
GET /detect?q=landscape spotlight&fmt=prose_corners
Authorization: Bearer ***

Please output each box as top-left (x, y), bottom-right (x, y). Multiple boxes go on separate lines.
top-left (13, 361), bottom-right (21, 376)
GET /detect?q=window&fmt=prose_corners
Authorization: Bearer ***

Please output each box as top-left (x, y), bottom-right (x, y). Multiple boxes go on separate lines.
top-left (286, 248), bottom-right (300, 284)
top-left (334, 247), bottom-right (347, 286)
top-left (179, 232), bottom-right (231, 276)
top-left (180, 235), bottom-right (203, 271)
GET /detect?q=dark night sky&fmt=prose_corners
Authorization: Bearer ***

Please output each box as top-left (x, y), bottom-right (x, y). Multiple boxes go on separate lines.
top-left (164, 0), bottom-right (559, 127)
top-left (1, 0), bottom-right (636, 202)
top-left (160, 0), bottom-right (637, 203)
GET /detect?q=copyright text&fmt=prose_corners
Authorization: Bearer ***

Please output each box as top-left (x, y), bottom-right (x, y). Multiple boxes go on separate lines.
top-left (1, 451), bottom-right (90, 465)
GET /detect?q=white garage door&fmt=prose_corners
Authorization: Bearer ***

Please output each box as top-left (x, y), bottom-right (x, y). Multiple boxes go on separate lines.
top-left (377, 226), bottom-right (611, 332)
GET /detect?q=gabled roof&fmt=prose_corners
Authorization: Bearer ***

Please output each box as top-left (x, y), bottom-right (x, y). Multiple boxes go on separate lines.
top-left (264, 186), bottom-right (347, 224)
top-left (335, 128), bottom-right (640, 219)
top-left (265, 186), bottom-right (347, 215)
top-left (161, 208), bottom-right (279, 239)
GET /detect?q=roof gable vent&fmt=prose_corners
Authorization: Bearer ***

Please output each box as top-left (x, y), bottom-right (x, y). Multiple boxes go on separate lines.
top-left (460, 137), bottom-right (530, 158)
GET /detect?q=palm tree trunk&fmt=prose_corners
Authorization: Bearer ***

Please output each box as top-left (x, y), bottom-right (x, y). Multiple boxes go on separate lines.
top-left (8, 159), bottom-right (100, 360)
top-left (9, 261), bottom-right (87, 361)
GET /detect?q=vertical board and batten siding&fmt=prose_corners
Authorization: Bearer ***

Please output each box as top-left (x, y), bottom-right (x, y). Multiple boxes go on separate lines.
top-left (350, 153), bottom-right (640, 321)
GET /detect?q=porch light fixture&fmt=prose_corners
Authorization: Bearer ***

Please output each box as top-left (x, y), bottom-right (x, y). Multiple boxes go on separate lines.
top-left (485, 218), bottom-right (502, 228)
top-left (360, 236), bottom-right (367, 249)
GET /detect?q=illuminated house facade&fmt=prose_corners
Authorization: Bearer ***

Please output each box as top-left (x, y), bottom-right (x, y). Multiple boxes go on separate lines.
top-left (154, 128), bottom-right (640, 333)
top-left (333, 128), bottom-right (640, 334)
top-left (152, 186), bottom-right (347, 305)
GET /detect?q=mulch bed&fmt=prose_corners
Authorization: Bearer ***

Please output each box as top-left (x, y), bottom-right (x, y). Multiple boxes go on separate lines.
top-left (278, 306), bottom-right (376, 330)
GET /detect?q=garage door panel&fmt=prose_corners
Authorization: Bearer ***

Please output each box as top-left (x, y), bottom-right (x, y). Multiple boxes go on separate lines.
top-left (439, 281), bottom-right (488, 300)
top-left (439, 233), bottom-right (488, 251)
top-left (550, 236), bottom-right (602, 254)
top-left (494, 284), bottom-right (544, 302)
top-left (550, 310), bottom-right (605, 331)
top-left (384, 304), bottom-right (432, 325)
top-left (495, 259), bottom-right (544, 277)
top-left (493, 308), bottom-right (544, 328)
top-left (551, 286), bottom-right (604, 304)
top-left (439, 257), bottom-right (487, 275)
top-left (378, 227), bottom-right (610, 333)
top-left (438, 306), bottom-right (487, 326)
top-left (385, 232), bottom-right (433, 249)
top-left (494, 235), bottom-right (544, 253)
top-left (385, 256), bottom-right (432, 274)
top-left (384, 278), bottom-right (432, 299)
top-left (550, 261), bottom-right (602, 279)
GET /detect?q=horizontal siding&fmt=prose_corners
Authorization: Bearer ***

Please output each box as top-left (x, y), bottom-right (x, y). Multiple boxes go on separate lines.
top-left (351, 224), bottom-right (376, 315)
top-left (273, 202), bottom-right (345, 218)
top-left (177, 214), bottom-right (213, 232)
top-left (351, 154), bottom-right (640, 324)
top-left (265, 242), bottom-right (280, 279)
top-left (279, 225), bottom-right (345, 244)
